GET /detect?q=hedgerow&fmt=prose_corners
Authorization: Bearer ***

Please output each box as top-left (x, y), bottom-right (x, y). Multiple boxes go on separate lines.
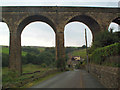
top-left (90, 43), bottom-right (120, 67)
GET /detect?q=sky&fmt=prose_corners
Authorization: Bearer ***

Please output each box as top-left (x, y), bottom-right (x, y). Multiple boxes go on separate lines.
top-left (0, 0), bottom-right (119, 7)
top-left (0, 0), bottom-right (120, 47)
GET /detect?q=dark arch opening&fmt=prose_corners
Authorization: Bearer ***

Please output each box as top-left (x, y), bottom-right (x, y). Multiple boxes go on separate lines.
top-left (112, 17), bottom-right (120, 25)
top-left (67, 15), bottom-right (100, 39)
top-left (17, 15), bottom-right (56, 34)
top-left (0, 20), bottom-right (4, 22)
top-left (0, 18), bottom-right (8, 23)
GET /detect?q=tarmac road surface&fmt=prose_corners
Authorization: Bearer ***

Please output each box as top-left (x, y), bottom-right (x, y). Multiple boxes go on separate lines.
top-left (31, 69), bottom-right (104, 88)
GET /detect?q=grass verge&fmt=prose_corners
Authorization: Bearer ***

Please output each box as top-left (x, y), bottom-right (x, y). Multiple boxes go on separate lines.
top-left (21, 71), bottom-right (62, 88)
top-left (2, 64), bottom-right (61, 88)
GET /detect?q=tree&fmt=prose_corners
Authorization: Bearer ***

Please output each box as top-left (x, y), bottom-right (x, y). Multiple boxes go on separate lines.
top-left (82, 45), bottom-right (86, 48)
top-left (88, 31), bottom-right (120, 53)
top-left (2, 53), bottom-right (9, 67)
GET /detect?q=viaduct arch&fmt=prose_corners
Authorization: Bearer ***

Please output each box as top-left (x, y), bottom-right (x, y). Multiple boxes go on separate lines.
top-left (18, 15), bottom-right (56, 34)
top-left (66, 15), bottom-right (100, 40)
top-left (1, 6), bottom-right (120, 74)
top-left (112, 17), bottom-right (120, 25)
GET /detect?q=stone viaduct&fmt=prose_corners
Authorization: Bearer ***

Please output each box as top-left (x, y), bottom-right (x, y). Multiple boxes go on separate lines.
top-left (0, 6), bottom-right (120, 74)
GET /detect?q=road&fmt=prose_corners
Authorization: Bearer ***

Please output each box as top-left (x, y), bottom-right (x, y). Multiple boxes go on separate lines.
top-left (31, 69), bottom-right (104, 88)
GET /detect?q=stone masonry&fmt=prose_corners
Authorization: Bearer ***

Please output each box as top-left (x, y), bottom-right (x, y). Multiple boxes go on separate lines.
top-left (1, 6), bottom-right (120, 74)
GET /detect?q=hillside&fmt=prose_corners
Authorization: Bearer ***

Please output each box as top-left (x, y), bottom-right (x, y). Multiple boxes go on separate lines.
top-left (72, 49), bottom-right (86, 59)
top-left (2, 46), bottom-right (55, 67)
top-left (2, 46), bottom-right (46, 56)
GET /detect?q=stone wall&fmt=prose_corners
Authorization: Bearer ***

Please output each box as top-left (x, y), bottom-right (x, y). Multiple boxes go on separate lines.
top-left (88, 64), bottom-right (120, 88)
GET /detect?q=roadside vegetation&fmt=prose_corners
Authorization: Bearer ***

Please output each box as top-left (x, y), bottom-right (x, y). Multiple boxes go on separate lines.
top-left (90, 43), bottom-right (120, 67)
top-left (68, 30), bottom-right (120, 68)
top-left (2, 46), bottom-right (58, 88)
top-left (2, 30), bottom-right (120, 88)
top-left (88, 30), bottom-right (120, 67)
top-left (2, 64), bottom-right (61, 88)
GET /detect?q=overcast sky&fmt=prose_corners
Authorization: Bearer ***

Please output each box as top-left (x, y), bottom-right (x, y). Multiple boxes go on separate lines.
top-left (0, 0), bottom-right (119, 7)
top-left (0, 0), bottom-right (120, 47)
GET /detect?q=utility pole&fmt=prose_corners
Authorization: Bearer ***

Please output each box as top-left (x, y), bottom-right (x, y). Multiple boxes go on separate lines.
top-left (85, 29), bottom-right (89, 73)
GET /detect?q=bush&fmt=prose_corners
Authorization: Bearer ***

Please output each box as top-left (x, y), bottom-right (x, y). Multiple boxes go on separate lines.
top-left (88, 31), bottom-right (120, 53)
top-left (90, 43), bottom-right (120, 67)
top-left (2, 53), bottom-right (9, 67)
top-left (56, 57), bottom-right (66, 71)
top-left (41, 63), bottom-right (47, 68)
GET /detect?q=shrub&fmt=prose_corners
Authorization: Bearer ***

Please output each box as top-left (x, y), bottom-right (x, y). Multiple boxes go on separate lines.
top-left (2, 53), bottom-right (9, 67)
top-left (90, 43), bottom-right (120, 67)
top-left (88, 31), bottom-right (120, 54)
top-left (41, 63), bottom-right (47, 68)
top-left (56, 57), bottom-right (66, 71)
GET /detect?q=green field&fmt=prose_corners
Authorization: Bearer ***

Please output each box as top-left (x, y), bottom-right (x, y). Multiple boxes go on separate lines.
top-left (2, 46), bottom-right (27, 56)
top-left (72, 49), bottom-right (86, 58)
top-left (2, 64), bottom-right (51, 75)
top-left (22, 64), bottom-right (50, 73)
top-left (2, 47), bottom-right (9, 54)
top-left (2, 46), bottom-right (45, 56)
top-left (1, 46), bottom-right (57, 88)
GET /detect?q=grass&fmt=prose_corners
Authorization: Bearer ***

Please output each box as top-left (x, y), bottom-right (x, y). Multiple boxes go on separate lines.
top-left (2, 46), bottom-right (45, 56)
top-left (72, 49), bottom-right (86, 58)
top-left (22, 51), bottom-right (27, 56)
top-left (22, 71), bottom-right (62, 88)
top-left (2, 67), bottom-right (9, 75)
top-left (2, 47), bottom-right (9, 54)
top-left (37, 48), bottom-right (45, 52)
top-left (2, 64), bottom-right (60, 88)
top-left (2, 46), bottom-right (29, 56)
top-left (22, 64), bottom-right (50, 73)
top-left (2, 64), bottom-right (50, 75)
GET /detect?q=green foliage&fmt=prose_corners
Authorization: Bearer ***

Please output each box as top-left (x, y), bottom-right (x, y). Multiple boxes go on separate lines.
top-left (72, 49), bottom-right (86, 58)
top-left (75, 61), bottom-right (81, 69)
top-left (41, 63), bottom-right (47, 68)
top-left (2, 71), bottom-right (19, 83)
top-left (2, 46), bottom-right (55, 68)
top-left (2, 53), bottom-right (9, 67)
top-left (2, 46), bottom-right (9, 54)
top-left (88, 31), bottom-right (120, 53)
top-left (2, 64), bottom-right (58, 88)
top-left (22, 64), bottom-right (48, 73)
top-left (56, 57), bottom-right (66, 71)
top-left (90, 43), bottom-right (120, 67)
top-left (81, 45), bottom-right (86, 48)
top-left (65, 47), bottom-right (78, 54)
top-left (22, 46), bottom-right (40, 55)
top-left (22, 47), bottom-right (55, 67)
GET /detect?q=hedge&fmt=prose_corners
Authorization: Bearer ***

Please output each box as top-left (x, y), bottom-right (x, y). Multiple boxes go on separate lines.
top-left (90, 43), bottom-right (120, 67)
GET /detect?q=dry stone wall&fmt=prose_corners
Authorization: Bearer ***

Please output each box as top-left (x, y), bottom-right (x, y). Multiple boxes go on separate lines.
top-left (88, 64), bottom-right (120, 88)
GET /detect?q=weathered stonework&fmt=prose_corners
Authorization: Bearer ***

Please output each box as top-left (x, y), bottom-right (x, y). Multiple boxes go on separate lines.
top-left (89, 64), bottom-right (120, 88)
top-left (1, 6), bottom-right (120, 74)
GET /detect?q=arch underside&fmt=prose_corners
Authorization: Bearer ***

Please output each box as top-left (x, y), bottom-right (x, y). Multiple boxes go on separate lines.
top-left (112, 17), bottom-right (120, 25)
top-left (18, 15), bottom-right (56, 34)
top-left (0, 18), bottom-right (5, 22)
top-left (67, 15), bottom-right (100, 37)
